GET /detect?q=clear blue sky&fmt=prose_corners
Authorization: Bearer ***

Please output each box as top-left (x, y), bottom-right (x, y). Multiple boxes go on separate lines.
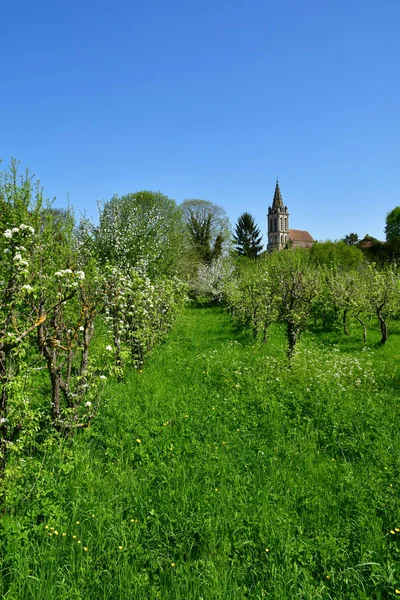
top-left (1, 0), bottom-right (399, 244)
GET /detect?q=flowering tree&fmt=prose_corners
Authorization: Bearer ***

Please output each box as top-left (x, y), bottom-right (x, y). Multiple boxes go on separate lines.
top-left (95, 191), bottom-right (184, 277)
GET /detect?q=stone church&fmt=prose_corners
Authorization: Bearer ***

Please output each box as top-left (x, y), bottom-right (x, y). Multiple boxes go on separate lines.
top-left (267, 180), bottom-right (314, 252)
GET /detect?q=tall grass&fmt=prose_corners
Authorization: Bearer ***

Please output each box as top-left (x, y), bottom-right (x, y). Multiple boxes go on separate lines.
top-left (1, 306), bottom-right (400, 599)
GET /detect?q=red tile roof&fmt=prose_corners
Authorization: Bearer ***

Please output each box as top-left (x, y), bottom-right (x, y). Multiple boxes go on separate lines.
top-left (288, 229), bottom-right (314, 242)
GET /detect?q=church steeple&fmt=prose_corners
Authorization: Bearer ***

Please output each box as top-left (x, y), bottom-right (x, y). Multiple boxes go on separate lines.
top-left (272, 179), bottom-right (284, 210)
top-left (267, 180), bottom-right (289, 252)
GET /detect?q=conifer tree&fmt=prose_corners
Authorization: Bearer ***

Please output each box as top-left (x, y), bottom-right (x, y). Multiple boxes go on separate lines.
top-left (233, 212), bottom-right (263, 258)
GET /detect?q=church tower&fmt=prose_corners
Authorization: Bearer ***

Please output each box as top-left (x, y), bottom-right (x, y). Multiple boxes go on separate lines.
top-left (267, 180), bottom-right (289, 252)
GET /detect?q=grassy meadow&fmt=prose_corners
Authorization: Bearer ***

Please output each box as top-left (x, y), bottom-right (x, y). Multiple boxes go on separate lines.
top-left (1, 304), bottom-right (400, 599)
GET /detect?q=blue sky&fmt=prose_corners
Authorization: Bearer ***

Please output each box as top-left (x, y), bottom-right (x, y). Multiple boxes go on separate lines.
top-left (1, 0), bottom-right (399, 244)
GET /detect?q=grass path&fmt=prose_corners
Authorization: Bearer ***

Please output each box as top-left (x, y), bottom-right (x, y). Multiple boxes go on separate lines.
top-left (2, 306), bottom-right (400, 599)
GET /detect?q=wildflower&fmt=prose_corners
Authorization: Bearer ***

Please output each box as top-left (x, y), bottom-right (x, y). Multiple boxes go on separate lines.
top-left (76, 270), bottom-right (85, 280)
top-left (85, 401), bottom-right (92, 408)
top-left (119, 546), bottom-right (123, 550)
top-left (79, 326), bottom-right (84, 331)
top-left (62, 533), bottom-right (66, 536)
top-left (13, 253), bottom-right (22, 261)
top-left (396, 590), bottom-right (400, 596)
top-left (76, 521), bottom-right (80, 524)
top-left (265, 548), bottom-right (270, 552)
top-left (77, 540), bottom-right (81, 544)
top-left (99, 375), bottom-right (107, 380)
top-left (72, 535), bottom-right (77, 539)
top-left (171, 563), bottom-right (176, 567)
top-left (136, 438), bottom-right (141, 444)
top-left (11, 227), bottom-right (19, 233)
top-left (105, 345), bottom-right (113, 351)
top-left (54, 531), bottom-right (59, 535)
top-left (3, 230), bottom-right (12, 238)
top-left (84, 547), bottom-right (88, 551)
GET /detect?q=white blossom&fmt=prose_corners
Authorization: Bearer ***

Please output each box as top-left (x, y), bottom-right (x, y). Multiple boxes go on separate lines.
top-left (85, 401), bottom-right (92, 407)
top-left (3, 230), bottom-right (12, 238)
top-left (19, 224), bottom-right (34, 233)
top-left (105, 345), bottom-right (113, 351)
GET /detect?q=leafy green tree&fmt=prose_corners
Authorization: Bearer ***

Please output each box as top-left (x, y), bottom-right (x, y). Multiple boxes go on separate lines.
top-left (343, 232), bottom-right (359, 246)
top-left (180, 199), bottom-right (230, 265)
top-left (310, 241), bottom-right (365, 269)
top-left (385, 207), bottom-right (400, 243)
top-left (270, 250), bottom-right (320, 359)
top-left (233, 212), bottom-right (263, 258)
top-left (364, 264), bottom-right (400, 344)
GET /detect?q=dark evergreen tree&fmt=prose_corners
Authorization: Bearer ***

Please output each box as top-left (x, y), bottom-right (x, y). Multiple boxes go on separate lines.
top-left (233, 212), bottom-right (263, 258)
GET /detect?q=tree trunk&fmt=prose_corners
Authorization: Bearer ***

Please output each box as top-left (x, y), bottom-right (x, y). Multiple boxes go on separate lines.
top-left (287, 322), bottom-right (298, 361)
top-left (355, 315), bottom-right (367, 344)
top-left (377, 310), bottom-right (388, 345)
top-left (343, 308), bottom-right (350, 336)
top-left (50, 370), bottom-right (61, 423)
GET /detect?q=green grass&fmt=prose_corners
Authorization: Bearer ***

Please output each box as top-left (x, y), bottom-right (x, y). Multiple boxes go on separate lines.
top-left (1, 306), bottom-right (400, 599)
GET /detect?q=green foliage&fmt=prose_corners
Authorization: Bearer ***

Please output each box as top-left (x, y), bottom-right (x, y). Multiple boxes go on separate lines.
top-left (180, 199), bottom-right (231, 266)
top-left (310, 240), bottom-right (365, 269)
top-left (233, 212), bottom-right (263, 258)
top-left (385, 206), bottom-right (400, 243)
top-left (342, 232), bottom-right (359, 246)
top-left (226, 250), bottom-right (320, 358)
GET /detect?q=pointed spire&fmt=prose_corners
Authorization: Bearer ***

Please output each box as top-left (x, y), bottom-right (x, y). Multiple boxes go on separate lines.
top-left (272, 179), bottom-right (284, 210)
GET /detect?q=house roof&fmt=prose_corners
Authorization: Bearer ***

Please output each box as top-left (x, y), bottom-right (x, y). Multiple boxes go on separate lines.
top-left (288, 229), bottom-right (314, 242)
